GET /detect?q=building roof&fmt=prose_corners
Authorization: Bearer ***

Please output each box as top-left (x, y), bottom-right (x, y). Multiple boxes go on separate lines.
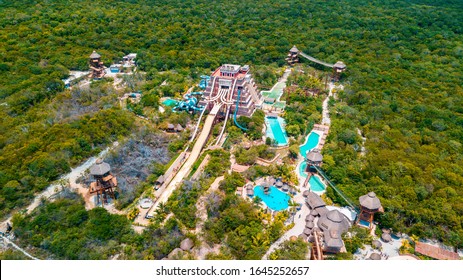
top-left (323, 230), bottom-right (344, 251)
top-left (89, 161), bottom-right (110, 176)
top-left (306, 214), bottom-right (315, 222)
top-left (305, 221), bottom-right (314, 229)
top-left (303, 228), bottom-right (312, 235)
top-left (275, 180), bottom-right (283, 187)
top-left (359, 192), bottom-right (382, 211)
top-left (415, 242), bottom-right (459, 260)
top-left (180, 238), bottom-right (194, 251)
top-left (306, 150), bottom-right (323, 163)
top-left (290, 45), bottom-right (299, 53)
top-left (317, 206), bottom-right (329, 216)
top-left (333, 61), bottom-right (346, 69)
top-left (167, 123), bottom-right (175, 129)
top-left (305, 192), bottom-right (326, 209)
top-left (369, 252), bottom-right (381, 260)
top-left (381, 233), bottom-right (392, 242)
top-left (90, 51), bottom-right (101, 59)
top-left (247, 188), bottom-right (254, 195)
top-left (317, 210), bottom-right (350, 234)
top-left (176, 124), bottom-right (184, 131)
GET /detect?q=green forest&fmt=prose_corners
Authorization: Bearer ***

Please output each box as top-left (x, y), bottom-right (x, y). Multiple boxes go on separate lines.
top-left (1, 0), bottom-right (463, 254)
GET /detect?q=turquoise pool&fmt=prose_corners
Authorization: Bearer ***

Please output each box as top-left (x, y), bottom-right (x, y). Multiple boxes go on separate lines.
top-left (299, 132), bottom-right (320, 157)
top-left (162, 99), bottom-right (178, 106)
top-left (265, 116), bottom-right (289, 146)
top-left (253, 186), bottom-right (290, 211)
top-left (298, 161), bottom-right (326, 192)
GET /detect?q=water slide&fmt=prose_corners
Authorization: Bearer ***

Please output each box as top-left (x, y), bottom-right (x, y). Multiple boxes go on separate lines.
top-left (215, 105), bottom-right (231, 145)
top-left (233, 90), bottom-right (248, 131)
top-left (299, 52), bottom-right (334, 68)
top-left (190, 106), bottom-right (207, 142)
top-left (148, 103), bottom-right (223, 217)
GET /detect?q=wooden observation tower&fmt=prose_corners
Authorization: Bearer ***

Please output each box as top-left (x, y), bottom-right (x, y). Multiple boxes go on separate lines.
top-left (88, 160), bottom-right (117, 205)
top-left (286, 45), bottom-right (300, 65)
top-left (89, 51), bottom-right (105, 79)
top-left (356, 192), bottom-right (383, 230)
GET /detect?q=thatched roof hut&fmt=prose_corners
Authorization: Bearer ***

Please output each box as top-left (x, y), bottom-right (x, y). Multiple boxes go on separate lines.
top-left (175, 124), bottom-right (184, 132)
top-left (305, 192), bottom-right (325, 209)
top-left (90, 161), bottom-right (110, 176)
top-left (90, 51), bottom-right (101, 59)
top-left (381, 233), bottom-right (392, 243)
top-left (290, 45), bottom-right (299, 53)
top-left (282, 184), bottom-right (289, 191)
top-left (369, 252), bottom-right (381, 260)
top-left (306, 149), bottom-right (323, 164)
top-left (180, 238), bottom-right (194, 251)
top-left (275, 180), bottom-right (283, 188)
top-left (317, 210), bottom-right (350, 234)
top-left (323, 230), bottom-right (344, 253)
top-left (167, 123), bottom-right (175, 130)
top-left (359, 192), bottom-right (382, 211)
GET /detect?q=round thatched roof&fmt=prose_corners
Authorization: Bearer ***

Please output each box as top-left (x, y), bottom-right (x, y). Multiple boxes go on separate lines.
top-left (89, 161), bottom-right (110, 176)
top-left (359, 192), bottom-right (382, 211)
top-left (381, 233), bottom-right (392, 242)
top-left (290, 45), bottom-right (299, 53)
top-left (275, 180), bottom-right (283, 187)
top-left (306, 150), bottom-right (323, 163)
top-left (303, 190), bottom-right (310, 197)
top-left (90, 50), bottom-right (101, 59)
top-left (317, 210), bottom-right (350, 234)
top-left (282, 184), bottom-right (289, 191)
top-left (334, 61), bottom-right (346, 69)
top-left (369, 252), bottom-right (381, 260)
top-left (372, 240), bottom-right (382, 249)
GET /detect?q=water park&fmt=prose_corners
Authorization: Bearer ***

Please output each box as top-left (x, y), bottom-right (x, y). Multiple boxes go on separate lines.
top-left (265, 115), bottom-right (289, 146)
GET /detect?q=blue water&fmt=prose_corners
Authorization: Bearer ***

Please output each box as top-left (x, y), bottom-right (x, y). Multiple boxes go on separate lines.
top-left (162, 99), bottom-right (178, 106)
top-left (253, 186), bottom-right (290, 211)
top-left (299, 132), bottom-right (320, 157)
top-left (265, 117), bottom-right (288, 146)
top-left (359, 220), bottom-right (370, 228)
top-left (298, 162), bottom-right (326, 192)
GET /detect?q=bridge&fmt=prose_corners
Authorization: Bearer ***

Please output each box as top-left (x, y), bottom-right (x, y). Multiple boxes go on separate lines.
top-left (286, 45), bottom-right (346, 73)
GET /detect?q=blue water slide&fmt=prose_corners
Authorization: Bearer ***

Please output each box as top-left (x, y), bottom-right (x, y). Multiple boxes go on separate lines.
top-left (233, 90), bottom-right (248, 131)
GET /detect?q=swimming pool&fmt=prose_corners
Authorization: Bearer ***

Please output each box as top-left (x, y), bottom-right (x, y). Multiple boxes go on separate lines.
top-left (298, 161), bottom-right (326, 192)
top-left (253, 186), bottom-right (290, 211)
top-left (162, 99), bottom-right (178, 106)
top-left (299, 132), bottom-right (320, 157)
top-left (265, 116), bottom-right (289, 146)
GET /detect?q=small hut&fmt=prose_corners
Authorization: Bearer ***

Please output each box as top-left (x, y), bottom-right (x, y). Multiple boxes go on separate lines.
top-left (305, 192), bottom-right (326, 210)
top-left (175, 124), bottom-right (184, 132)
top-left (381, 233), bottom-right (392, 243)
top-left (369, 252), bottom-right (382, 260)
top-left (88, 161), bottom-right (117, 205)
top-left (282, 183), bottom-right (289, 192)
top-left (323, 230), bottom-right (344, 253)
top-left (306, 149), bottom-right (323, 167)
top-left (167, 123), bottom-right (175, 132)
top-left (180, 238), bottom-right (194, 251)
top-left (357, 192), bottom-right (383, 230)
top-left (275, 180), bottom-right (283, 188)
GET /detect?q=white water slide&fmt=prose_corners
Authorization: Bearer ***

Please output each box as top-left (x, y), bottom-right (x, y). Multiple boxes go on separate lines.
top-left (147, 103), bottom-right (223, 216)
